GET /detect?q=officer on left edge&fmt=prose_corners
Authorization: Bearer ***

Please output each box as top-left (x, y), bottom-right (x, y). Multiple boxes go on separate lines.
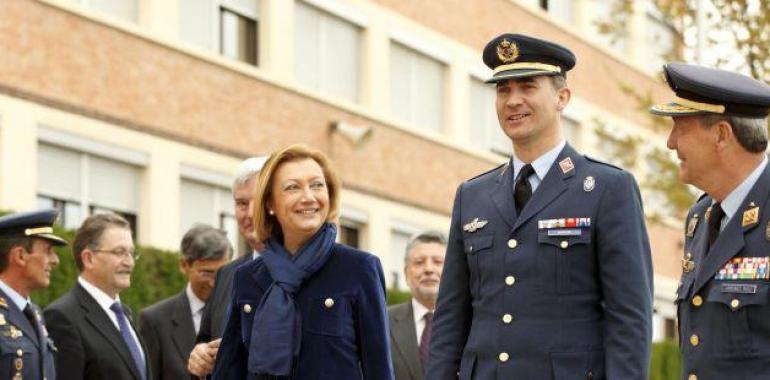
top-left (0, 209), bottom-right (66, 380)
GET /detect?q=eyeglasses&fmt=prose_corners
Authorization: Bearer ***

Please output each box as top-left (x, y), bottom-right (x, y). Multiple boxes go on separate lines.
top-left (92, 248), bottom-right (140, 261)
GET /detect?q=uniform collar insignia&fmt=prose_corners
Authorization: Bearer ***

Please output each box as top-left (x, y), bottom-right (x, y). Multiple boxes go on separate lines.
top-left (0, 297), bottom-right (7, 309)
top-left (463, 218), bottom-right (488, 233)
top-left (686, 214), bottom-right (699, 238)
top-left (559, 157), bottom-right (574, 174)
top-left (743, 206), bottom-right (759, 227)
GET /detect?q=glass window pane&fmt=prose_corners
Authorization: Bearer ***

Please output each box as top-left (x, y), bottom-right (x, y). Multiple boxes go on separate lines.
top-left (37, 144), bottom-right (81, 201)
top-left (389, 43), bottom-right (414, 124)
top-left (390, 230), bottom-right (411, 290)
top-left (180, 179), bottom-right (217, 235)
top-left (294, 3), bottom-right (322, 91)
top-left (180, 0), bottom-right (215, 51)
top-left (86, 0), bottom-right (138, 23)
top-left (323, 13), bottom-right (360, 102)
top-left (220, 8), bottom-right (257, 65)
top-left (389, 43), bottom-right (444, 133)
top-left (88, 156), bottom-right (140, 212)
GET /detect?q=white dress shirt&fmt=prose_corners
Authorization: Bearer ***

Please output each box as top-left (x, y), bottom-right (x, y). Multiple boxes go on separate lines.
top-left (0, 279), bottom-right (30, 312)
top-left (717, 156), bottom-right (768, 231)
top-left (411, 298), bottom-right (432, 345)
top-left (512, 140), bottom-right (566, 193)
top-left (78, 277), bottom-right (145, 361)
top-left (185, 282), bottom-right (205, 335)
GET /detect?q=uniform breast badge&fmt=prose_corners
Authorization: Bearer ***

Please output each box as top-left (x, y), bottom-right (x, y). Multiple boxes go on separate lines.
top-left (715, 256), bottom-right (769, 280)
top-left (463, 218), bottom-right (488, 233)
top-left (682, 252), bottom-right (695, 273)
top-left (686, 214), bottom-right (699, 238)
top-left (583, 176), bottom-right (595, 192)
top-left (558, 157), bottom-right (574, 174)
top-left (0, 297), bottom-right (8, 309)
top-left (13, 356), bottom-right (22, 380)
top-left (742, 206), bottom-right (759, 227)
top-left (765, 221), bottom-right (770, 241)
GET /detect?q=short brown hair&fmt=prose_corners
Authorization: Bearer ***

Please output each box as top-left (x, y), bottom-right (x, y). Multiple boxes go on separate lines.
top-left (72, 213), bottom-right (131, 271)
top-left (253, 144), bottom-right (340, 242)
top-left (0, 237), bottom-right (34, 273)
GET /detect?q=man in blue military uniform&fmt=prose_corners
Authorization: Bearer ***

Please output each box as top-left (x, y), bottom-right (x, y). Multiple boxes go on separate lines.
top-left (425, 34), bottom-right (653, 379)
top-left (650, 62), bottom-right (770, 380)
top-left (0, 209), bottom-right (66, 380)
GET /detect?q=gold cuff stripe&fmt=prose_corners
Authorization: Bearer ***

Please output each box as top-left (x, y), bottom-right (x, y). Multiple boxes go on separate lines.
top-left (674, 97), bottom-right (725, 114)
top-left (493, 62), bottom-right (562, 75)
top-left (25, 227), bottom-right (53, 236)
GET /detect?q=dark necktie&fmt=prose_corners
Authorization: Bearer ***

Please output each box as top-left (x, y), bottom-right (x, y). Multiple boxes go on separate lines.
top-left (22, 304), bottom-right (40, 339)
top-left (707, 202), bottom-right (725, 253)
top-left (418, 311), bottom-right (433, 370)
top-left (110, 302), bottom-right (147, 380)
top-left (514, 164), bottom-right (535, 214)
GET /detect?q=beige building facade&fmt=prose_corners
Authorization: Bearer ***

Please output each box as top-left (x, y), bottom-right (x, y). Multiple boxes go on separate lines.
top-left (0, 0), bottom-right (683, 341)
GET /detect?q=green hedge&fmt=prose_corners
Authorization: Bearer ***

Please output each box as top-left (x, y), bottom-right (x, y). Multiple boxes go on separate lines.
top-left (649, 340), bottom-right (681, 380)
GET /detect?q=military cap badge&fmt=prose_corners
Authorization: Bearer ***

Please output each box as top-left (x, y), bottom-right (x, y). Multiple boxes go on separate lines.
top-left (496, 38), bottom-right (519, 63)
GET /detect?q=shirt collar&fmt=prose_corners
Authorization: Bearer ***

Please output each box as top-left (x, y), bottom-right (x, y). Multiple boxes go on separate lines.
top-left (251, 249), bottom-right (261, 260)
top-left (720, 156), bottom-right (768, 220)
top-left (0, 279), bottom-right (28, 311)
top-left (512, 140), bottom-right (566, 181)
top-left (78, 276), bottom-right (120, 310)
top-left (185, 282), bottom-right (205, 315)
top-left (411, 298), bottom-right (431, 326)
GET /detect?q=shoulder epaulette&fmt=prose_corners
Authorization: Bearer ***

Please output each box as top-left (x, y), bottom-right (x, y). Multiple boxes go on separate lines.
top-left (584, 155), bottom-right (623, 171)
top-left (467, 162), bottom-right (507, 182)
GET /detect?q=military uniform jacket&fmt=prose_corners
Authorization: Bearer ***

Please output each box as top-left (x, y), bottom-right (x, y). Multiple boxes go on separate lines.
top-left (0, 289), bottom-right (56, 380)
top-left (425, 144), bottom-right (653, 380)
top-left (677, 162), bottom-right (770, 379)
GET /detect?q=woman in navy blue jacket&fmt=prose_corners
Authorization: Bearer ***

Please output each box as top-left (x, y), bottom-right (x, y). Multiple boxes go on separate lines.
top-left (212, 144), bottom-right (394, 380)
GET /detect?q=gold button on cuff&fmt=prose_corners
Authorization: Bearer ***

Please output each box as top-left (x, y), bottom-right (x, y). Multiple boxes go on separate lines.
top-left (502, 314), bottom-right (513, 324)
top-left (507, 239), bottom-right (518, 249)
top-left (324, 298), bottom-right (335, 308)
top-left (690, 334), bottom-right (699, 346)
top-left (498, 352), bottom-right (509, 362)
top-left (560, 240), bottom-right (568, 249)
top-left (505, 276), bottom-right (516, 286)
top-left (692, 295), bottom-right (703, 307)
top-left (243, 304), bottom-right (252, 313)
top-left (688, 374), bottom-right (697, 380)
top-left (731, 299), bottom-right (740, 309)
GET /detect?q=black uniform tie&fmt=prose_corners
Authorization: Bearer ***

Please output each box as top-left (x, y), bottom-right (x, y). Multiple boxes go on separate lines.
top-left (707, 202), bottom-right (725, 253)
top-left (514, 164), bottom-right (535, 214)
top-left (22, 304), bottom-right (40, 339)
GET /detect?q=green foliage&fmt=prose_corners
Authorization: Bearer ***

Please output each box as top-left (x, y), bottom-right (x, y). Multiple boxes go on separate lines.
top-left (649, 340), bottom-right (682, 380)
top-left (386, 288), bottom-right (412, 306)
top-left (593, 118), bottom-right (643, 169)
top-left (29, 221), bottom-right (187, 314)
top-left (644, 147), bottom-right (696, 219)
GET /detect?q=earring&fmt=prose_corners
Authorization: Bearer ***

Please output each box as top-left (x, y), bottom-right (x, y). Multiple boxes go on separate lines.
top-left (268, 209), bottom-right (274, 215)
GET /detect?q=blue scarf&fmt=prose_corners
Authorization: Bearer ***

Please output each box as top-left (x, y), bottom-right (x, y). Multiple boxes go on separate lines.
top-left (248, 223), bottom-right (337, 376)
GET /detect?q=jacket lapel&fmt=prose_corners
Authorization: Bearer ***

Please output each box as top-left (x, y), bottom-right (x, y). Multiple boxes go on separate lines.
top-left (0, 288), bottom-right (39, 348)
top-left (512, 144), bottom-right (576, 232)
top-left (170, 292), bottom-right (195, 363)
top-left (489, 162), bottom-right (517, 229)
top-left (692, 163), bottom-right (770, 294)
top-left (75, 284), bottom-right (143, 380)
top-left (391, 303), bottom-right (422, 380)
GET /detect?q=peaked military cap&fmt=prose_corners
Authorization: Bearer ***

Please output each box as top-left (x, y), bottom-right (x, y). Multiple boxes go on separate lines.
top-left (0, 209), bottom-right (67, 246)
top-left (651, 62), bottom-right (770, 118)
top-left (483, 33), bottom-right (576, 83)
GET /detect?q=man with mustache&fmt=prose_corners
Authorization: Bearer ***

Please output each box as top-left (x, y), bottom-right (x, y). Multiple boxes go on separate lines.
top-left (0, 209), bottom-right (66, 380)
top-left (650, 62), bottom-right (770, 379)
top-left (425, 33), bottom-right (653, 379)
top-left (45, 213), bottom-right (151, 380)
top-left (389, 231), bottom-right (446, 380)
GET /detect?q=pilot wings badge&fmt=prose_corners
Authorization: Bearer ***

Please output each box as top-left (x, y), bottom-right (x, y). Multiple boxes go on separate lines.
top-left (463, 218), bottom-right (488, 233)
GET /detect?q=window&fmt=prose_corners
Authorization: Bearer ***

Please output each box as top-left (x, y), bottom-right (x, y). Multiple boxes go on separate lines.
top-left (179, 0), bottom-right (259, 65)
top-left (338, 220), bottom-right (362, 249)
top-left (294, 2), bottom-right (362, 103)
top-left (539, 0), bottom-right (573, 24)
top-left (179, 179), bottom-right (238, 250)
top-left (645, 14), bottom-right (676, 72)
top-left (469, 78), bottom-right (510, 155)
top-left (80, 0), bottom-right (138, 23)
top-left (590, 0), bottom-right (628, 53)
top-left (390, 42), bottom-right (445, 133)
top-left (37, 143), bottom-right (140, 236)
top-left (389, 230), bottom-right (412, 290)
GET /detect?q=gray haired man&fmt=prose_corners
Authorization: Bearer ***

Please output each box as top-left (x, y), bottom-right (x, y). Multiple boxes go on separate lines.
top-left (139, 224), bottom-right (232, 380)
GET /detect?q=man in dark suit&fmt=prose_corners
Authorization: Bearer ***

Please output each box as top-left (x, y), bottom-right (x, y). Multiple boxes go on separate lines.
top-left (188, 156), bottom-right (266, 378)
top-left (650, 63), bottom-right (770, 379)
top-left (425, 34), bottom-right (653, 379)
top-left (389, 231), bottom-right (446, 380)
top-left (0, 209), bottom-right (66, 380)
top-left (44, 212), bottom-right (151, 380)
top-left (139, 224), bottom-right (232, 380)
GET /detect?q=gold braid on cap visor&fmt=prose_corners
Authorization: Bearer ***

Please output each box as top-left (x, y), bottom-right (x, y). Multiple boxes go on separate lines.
top-left (673, 96), bottom-right (726, 114)
top-left (25, 227), bottom-right (53, 236)
top-left (493, 62), bottom-right (562, 75)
